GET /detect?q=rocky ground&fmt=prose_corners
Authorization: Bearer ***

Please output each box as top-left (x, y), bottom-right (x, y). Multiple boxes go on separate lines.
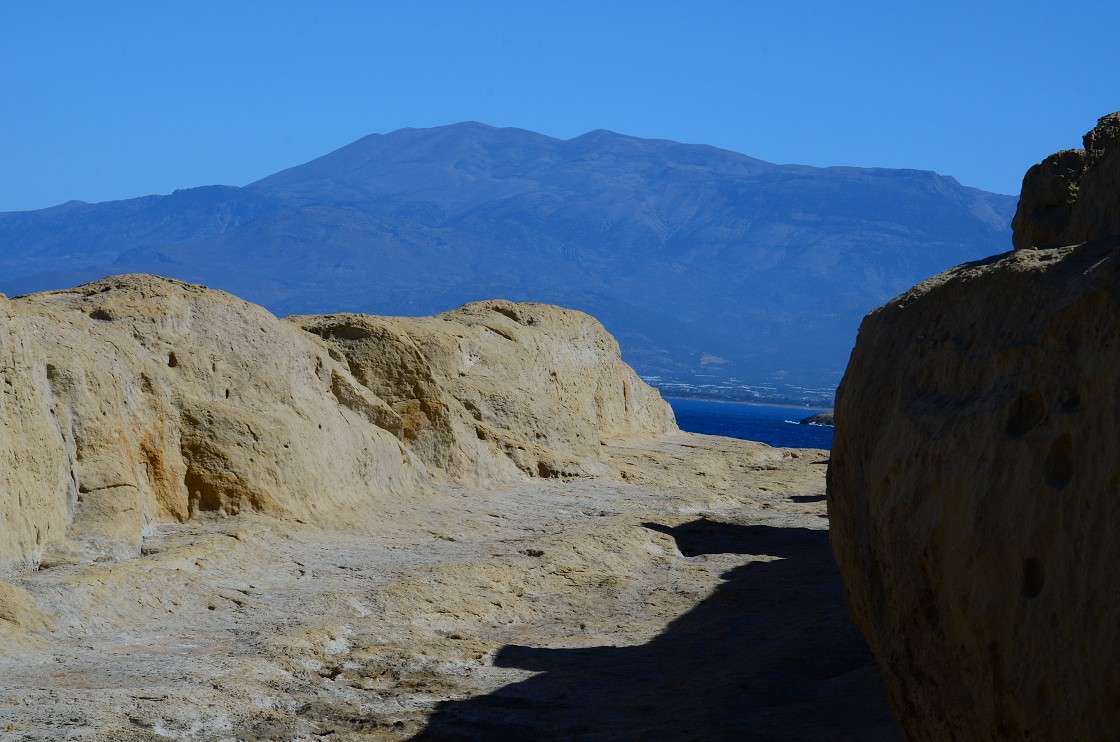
top-left (0, 432), bottom-right (898, 740)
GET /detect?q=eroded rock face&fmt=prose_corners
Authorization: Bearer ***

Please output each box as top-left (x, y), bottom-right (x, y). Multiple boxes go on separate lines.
top-left (0, 275), bottom-right (423, 571)
top-left (0, 276), bottom-right (674, 573)
top-left (830, 114), bottom-right (1120, 737)
top-left (296, 299), bottom-right (676, 482)
top-left (1012, 112), bottom-right (1120, 248)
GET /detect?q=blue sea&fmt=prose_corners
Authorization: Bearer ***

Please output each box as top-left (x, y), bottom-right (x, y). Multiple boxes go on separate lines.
top-left (667, 397), bottom-right (833, 450)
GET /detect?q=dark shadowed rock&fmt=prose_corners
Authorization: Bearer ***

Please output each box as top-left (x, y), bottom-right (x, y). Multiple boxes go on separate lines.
top-left (1012, 112), bottom-right (1120, 248)
top-left (831, 113), bottom-right (1120, 738)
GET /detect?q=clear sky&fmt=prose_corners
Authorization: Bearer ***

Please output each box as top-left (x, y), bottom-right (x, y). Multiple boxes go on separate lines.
top-left (2, 0), bottom-right (1117, 212)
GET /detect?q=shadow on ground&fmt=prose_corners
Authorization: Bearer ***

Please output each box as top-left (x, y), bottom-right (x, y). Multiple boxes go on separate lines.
top-left (413, 519), bottom-right (901, 741)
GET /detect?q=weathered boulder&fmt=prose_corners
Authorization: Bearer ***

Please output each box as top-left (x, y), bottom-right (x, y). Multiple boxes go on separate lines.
top-left (296, 299), bottom-right (676, 482)
top-left (0, 276), bottom-right (674, 573)
top-left (830, 114), bottom-right (1120, 738)
top-left (1012, 112), bottom-right (1120, 249)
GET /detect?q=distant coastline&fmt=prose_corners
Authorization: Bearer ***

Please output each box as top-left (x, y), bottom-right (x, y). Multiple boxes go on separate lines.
top-left (643, 375), bottom-right (836, 407)
top-left (658, 390), bottom-right (834, 409)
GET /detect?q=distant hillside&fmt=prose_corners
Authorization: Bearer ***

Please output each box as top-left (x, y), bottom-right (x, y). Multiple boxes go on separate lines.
top-left (0, 122), bottom-right (1016, 401)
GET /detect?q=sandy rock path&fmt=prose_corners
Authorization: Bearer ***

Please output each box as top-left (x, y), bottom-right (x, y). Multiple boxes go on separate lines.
top-left (0, 433), bottom-right (898, 740)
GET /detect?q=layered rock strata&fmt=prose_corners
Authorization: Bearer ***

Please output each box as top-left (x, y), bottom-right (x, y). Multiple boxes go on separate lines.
top-left (0, 275), bottom-right (673, 573)
top-left (830, 112), bottom-right (1120, 738)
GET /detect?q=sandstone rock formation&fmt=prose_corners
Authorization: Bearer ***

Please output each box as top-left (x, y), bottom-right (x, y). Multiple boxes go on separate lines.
top-left (295, 300), bottom-right (674, 483)
top-left (830, 113), bottom-right (1120, 738)
top-left (1012, 112), bottom-right (1120, 249)
top-left (0, 274), bottom-right (900, 738)
top-left (0, 275), bottom-right (673, 574)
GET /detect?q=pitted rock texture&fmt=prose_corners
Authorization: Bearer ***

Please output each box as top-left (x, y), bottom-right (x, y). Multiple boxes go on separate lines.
top-left (828, 237), bottom-right (1120, 738)
top-left (0, 275), bottom-right (674, 573)
top-left (1012, 112), bottom-right (1120, 249)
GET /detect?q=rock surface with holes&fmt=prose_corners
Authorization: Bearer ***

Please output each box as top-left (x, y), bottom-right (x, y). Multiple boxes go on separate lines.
top-left (0, 275), bottom-right (673, 575)
top-left (829, 113), bottom-right (1120, 738)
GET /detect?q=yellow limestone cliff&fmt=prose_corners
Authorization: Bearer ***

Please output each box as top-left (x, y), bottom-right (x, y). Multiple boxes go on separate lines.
top-left (0, 272), bottom-right (900, 739)
top-left (0, 275), bottom-right (673, 573)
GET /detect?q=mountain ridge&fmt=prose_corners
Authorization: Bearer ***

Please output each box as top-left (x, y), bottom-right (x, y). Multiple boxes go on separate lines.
top-left (0, 123), bottom-right (1017, 401)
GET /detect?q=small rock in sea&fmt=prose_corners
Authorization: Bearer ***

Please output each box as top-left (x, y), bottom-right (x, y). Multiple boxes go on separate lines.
top-left (799, 410), bottom-right (834, 426)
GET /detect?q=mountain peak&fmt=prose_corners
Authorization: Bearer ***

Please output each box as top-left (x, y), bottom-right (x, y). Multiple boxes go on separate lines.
top-left (0, 123), bottom-right (1017, 400)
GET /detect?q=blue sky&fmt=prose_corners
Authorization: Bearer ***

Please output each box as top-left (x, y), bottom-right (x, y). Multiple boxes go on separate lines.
top-left (2, 1), bottom-right (1117, 211)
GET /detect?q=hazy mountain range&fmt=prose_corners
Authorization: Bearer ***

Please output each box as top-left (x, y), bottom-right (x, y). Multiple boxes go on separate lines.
top-left (0, 122), bottom-right (1017, 402)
